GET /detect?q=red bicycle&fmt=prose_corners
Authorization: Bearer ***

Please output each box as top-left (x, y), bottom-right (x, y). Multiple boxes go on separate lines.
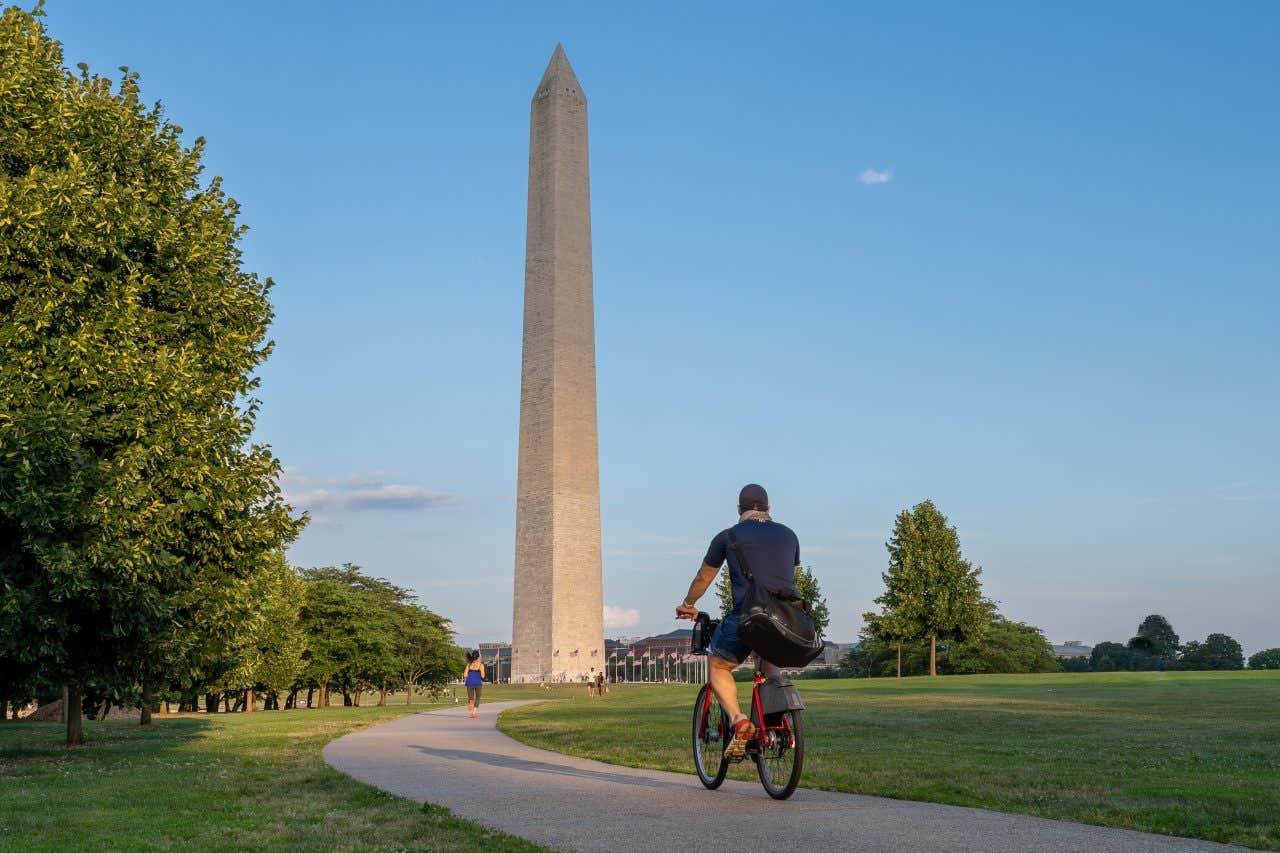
top-left (690, 616), bottom-right (805, 799)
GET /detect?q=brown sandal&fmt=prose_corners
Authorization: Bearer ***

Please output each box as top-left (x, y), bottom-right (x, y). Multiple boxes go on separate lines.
top-left (724, 715), bottom-right (755, 761)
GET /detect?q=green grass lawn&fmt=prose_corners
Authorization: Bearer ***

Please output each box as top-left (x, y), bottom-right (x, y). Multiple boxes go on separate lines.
top-left (496, 671), bottom-right (1280, 849)
top-left (0, 704), bottom-right (545, 851)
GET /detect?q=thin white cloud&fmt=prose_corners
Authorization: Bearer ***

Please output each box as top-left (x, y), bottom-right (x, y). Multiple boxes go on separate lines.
top-left (857, 167), bottom-right (893, 185)
top-left (603, 604), bottom-right (640, 629)
top-left (282, 470), bottom-right (459, 514)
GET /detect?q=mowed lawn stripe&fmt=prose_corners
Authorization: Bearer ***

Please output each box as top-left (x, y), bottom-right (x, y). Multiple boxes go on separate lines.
top-left (495, 671), bottom-right (1280, 850)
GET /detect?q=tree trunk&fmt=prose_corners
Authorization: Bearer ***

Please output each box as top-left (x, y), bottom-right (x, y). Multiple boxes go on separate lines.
top-left (320, 681), bottom-right (328, 708)
top-left (405, 680), bottom-right (413, 706)
top-left (245, 688), bottom-right (254, 713)
top-left (352, 687), bottom-right (361, 707)
top-left (205, 692), bottom-right (220, 713)
top-left (378, 682), bottom-right (387, 707)
top-left (140, 683), bottom-right (153, 726)
top-left (61, 685), bottom-right (69, 724)
top-left (896, 641), bottom-right (902, 679)
top-left (96, 700), bottom-right (110, 721)
top-left (164, 700), bottom-right (171, 715)
top-left (65, 686), bottom-right (84, 746)
top-left (342, 687), bottom-right (352, 707)
top-left (0, 696), bottom-right (7, 722)
top-left (286, 688), bottom-right (298, 710)
top-left (930, 634), bottom-right (937, 677)
top-left (305, 686), bottom-right (314, 708)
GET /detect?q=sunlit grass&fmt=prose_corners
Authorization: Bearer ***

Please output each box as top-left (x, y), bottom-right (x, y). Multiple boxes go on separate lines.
top-left (497, 671), bottom-right (1280, 849)
top-left (0, 704), bottom-right (545, 851)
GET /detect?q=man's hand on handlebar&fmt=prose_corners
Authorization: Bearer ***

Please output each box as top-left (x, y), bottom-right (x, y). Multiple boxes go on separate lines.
top-left (675, 603), bottom-right (699, 620)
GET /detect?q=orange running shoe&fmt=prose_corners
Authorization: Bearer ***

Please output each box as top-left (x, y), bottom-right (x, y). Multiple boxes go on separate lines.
top-left (723, 716), bottom-right (755, 761)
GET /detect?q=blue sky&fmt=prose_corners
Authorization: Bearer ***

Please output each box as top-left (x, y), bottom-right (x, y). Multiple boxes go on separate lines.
top-left (45, 2), bottom-right (1278, 653)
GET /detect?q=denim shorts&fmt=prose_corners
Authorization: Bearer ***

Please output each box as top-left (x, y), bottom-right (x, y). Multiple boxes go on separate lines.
top-left (708, 611), bottom-right (750, 665)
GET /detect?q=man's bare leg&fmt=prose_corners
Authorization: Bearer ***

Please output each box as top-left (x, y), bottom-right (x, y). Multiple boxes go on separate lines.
top-left (708, 655), bottom-right (742, 721)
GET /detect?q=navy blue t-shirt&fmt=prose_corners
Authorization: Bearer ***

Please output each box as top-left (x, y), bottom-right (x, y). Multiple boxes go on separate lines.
top-left (703, 519), bottom-right (801, 611)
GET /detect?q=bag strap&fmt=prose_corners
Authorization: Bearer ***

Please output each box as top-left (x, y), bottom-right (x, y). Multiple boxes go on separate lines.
top-left (726, 529), bottom-right (755, 582)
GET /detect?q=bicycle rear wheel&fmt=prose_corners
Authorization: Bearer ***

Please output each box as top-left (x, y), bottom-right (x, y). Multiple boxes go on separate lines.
top-left (754, 707), bottom-right (803, 799)
top-left (691, 683), bottom-right (729, 789)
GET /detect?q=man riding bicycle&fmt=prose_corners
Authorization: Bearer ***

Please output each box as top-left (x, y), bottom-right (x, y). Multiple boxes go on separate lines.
top-left (676, 483), bottom-right (800, 760)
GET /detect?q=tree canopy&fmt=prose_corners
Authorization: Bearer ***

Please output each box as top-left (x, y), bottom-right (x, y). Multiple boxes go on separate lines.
top-left (1249, 648), bottom-right (1280, 666)
top-left (0, 4), bottom-right (301, 742)
top-left (844, 611), bottom-right (1056, 678)
top-left (871, 500), bottom-right (989, 676)
top-left (1128, 615), bottom-right (1180, 668)
top-left (1177, 633), bottom-right (1244, 671)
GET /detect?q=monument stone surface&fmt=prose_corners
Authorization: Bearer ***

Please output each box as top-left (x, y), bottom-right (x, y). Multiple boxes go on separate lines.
top-left (510, 45), bottom-right (603, 682)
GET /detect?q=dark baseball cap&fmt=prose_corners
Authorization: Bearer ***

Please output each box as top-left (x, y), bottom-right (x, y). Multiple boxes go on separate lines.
top-left (738, 483), bottom-right (769, 511)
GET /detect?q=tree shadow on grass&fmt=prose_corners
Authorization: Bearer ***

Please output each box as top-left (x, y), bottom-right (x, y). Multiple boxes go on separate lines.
top-left (408, 743), bottom-right (687, 791)
top-left (0, 715), bottom-right (213, 766)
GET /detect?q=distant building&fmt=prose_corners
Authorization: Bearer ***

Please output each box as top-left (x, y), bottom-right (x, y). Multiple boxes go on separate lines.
top-left (477, 642), bottom-right (512, 683)
top-left (629, 628), bottom-right (691, 660)
top-left (1053, 640), bottom-right (1093, 658)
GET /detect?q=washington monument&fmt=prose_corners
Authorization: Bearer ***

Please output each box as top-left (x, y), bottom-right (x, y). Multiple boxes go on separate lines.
top-left (510, 45), bottom-right (603, 682)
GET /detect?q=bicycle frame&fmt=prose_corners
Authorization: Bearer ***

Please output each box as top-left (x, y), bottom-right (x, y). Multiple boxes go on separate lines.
top-left (751, 671), bottom-right (796, 751)
top-left (699, 670), bottom-right (796, 752)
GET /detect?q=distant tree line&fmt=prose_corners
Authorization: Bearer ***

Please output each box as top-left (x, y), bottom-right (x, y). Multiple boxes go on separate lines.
top-left (1059, 614), bottom-right (1266, 673)
top-left (0, 9), bottom-right (459, 742)
top-left (837, 501), bottom-right (1277, 679)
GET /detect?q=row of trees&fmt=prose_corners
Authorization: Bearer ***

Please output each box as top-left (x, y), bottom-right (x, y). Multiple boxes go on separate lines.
top-left (0, 8), bottom-right (461, 742)
top-left (1070, 615), bottom-right (1268, 672)
top-left (297, 565), bottom-right (460, 710)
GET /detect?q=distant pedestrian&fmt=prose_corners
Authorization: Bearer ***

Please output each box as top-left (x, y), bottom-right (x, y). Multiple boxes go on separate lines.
top-left (586, 668), bottom-right (596, 697)
top-left (463, 651), bottom-right (485, 719)
top-left (596, 669), bottom-right (605, 696)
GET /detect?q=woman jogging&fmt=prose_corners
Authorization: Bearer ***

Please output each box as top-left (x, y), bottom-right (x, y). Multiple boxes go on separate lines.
top-left (462, 651), bottom-right (485, 719)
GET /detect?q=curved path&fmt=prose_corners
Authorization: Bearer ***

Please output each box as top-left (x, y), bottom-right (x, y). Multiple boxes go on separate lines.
top-left (324, 702), bottom-right (1240, 852)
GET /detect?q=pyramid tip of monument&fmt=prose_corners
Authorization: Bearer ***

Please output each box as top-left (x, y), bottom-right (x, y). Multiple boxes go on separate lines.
top-left (536, 42), bottom-right (583, 96)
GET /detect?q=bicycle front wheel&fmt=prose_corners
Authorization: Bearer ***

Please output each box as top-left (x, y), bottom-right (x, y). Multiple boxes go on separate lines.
top-left (691, 683), bottom-right (729, 789)
top-left (754, 707), bottom-right (803, 800)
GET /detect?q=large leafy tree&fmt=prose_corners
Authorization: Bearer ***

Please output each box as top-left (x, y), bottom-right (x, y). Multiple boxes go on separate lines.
top-left (946, 616), bottom-right (1059, 674)
top-left (859, 606), bottom-right (917, 678)
top-left (876, 500), bottom-right (989, 676)
top-left (299, 565), bottom-right (413, 707)
top-left (1128, 615), bottom-right (1180, 670)
top-left (394, 603), bottom-right (462, 704)
top-left (1248, 648), bottom-right (1280, 670)
top-left (847, 611), bottom-right (1054, 677)
top-left (213, 554), bottom-right (306, 711)
top-left (1177, 633), bottom-right (1244, 671)
top-left (0, 5), bottom-right (300, 743)
top-left (794, 565), bottom-right (830, 638)
top-left (1090, 641), bottom-right (1138, 672)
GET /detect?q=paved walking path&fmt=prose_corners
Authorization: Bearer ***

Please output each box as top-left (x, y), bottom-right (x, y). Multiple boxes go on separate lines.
top-left (323, 701), bottom-right (1240, 852)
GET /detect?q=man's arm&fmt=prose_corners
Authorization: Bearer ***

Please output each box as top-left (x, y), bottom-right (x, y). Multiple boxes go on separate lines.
top-left (675, 562), bottom-right (720, 619)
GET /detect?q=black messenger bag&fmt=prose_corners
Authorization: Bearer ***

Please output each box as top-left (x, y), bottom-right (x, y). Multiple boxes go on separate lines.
top-left (728, 531), bottom-right (825, 668)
